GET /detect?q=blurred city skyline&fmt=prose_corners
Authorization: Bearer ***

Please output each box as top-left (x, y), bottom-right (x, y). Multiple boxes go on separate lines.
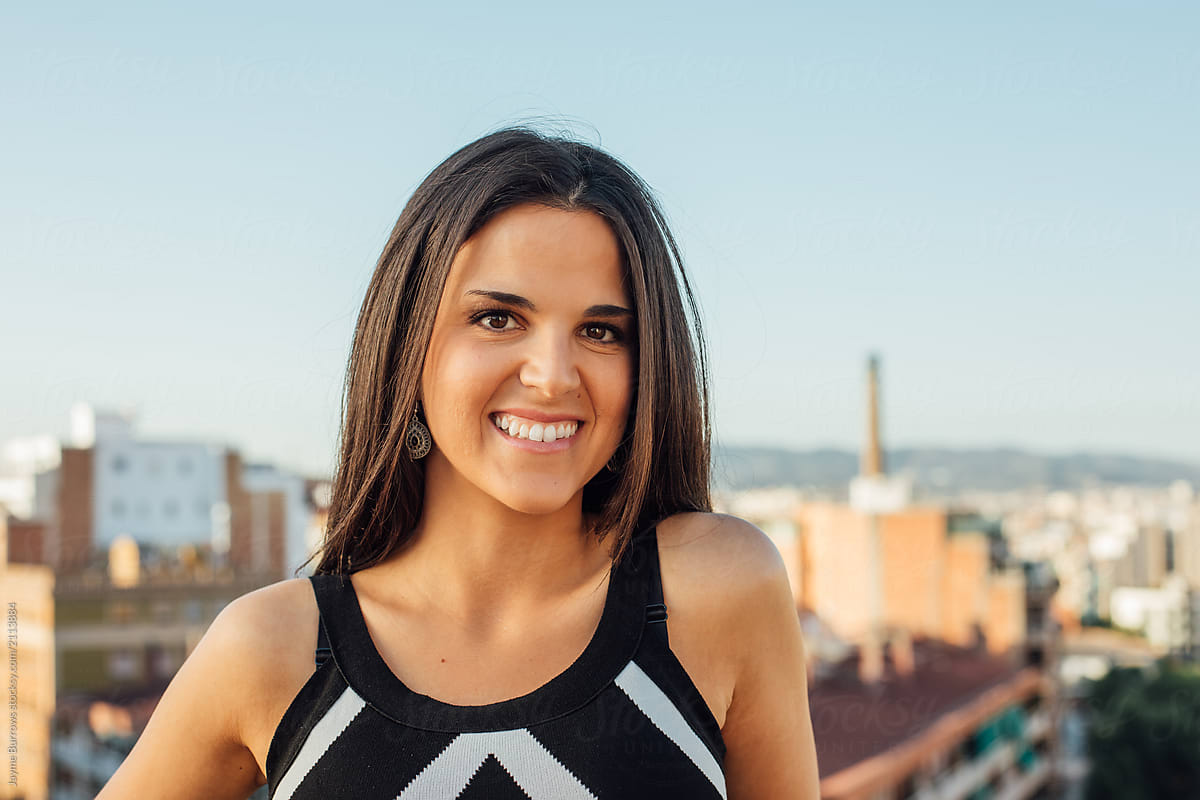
top-left (4, 1), bottom-right (1198, 477)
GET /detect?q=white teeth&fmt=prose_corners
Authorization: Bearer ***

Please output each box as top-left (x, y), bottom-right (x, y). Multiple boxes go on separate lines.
top-left (491, 414), bottom-right (579, 442)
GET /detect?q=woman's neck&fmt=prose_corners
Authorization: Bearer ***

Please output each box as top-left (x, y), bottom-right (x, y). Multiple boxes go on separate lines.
top-left (372, 480), bottom-right (613, 631)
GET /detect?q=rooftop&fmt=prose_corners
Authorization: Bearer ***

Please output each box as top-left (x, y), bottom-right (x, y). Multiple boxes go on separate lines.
top-left (810, 636), bottom-right (1033, 777)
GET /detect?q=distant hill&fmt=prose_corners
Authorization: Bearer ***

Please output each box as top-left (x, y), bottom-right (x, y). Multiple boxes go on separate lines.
top-left (712, 445), bottom-right (1200, 492)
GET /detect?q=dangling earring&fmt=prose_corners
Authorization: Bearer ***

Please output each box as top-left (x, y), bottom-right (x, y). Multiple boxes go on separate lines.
top-left (405, 401), bottom-right (432, 460)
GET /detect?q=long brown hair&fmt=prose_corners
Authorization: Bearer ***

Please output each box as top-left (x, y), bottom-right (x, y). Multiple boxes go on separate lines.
top-left (301, 126), bottom-right (711, 576)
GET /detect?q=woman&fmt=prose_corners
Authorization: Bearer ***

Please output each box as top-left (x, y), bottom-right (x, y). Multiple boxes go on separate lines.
top-left (98, 127), bottom-right (819, 799)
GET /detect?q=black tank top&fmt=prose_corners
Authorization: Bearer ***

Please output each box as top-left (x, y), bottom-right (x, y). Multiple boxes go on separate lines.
top-left (265, 524), bottom-right (728, 799)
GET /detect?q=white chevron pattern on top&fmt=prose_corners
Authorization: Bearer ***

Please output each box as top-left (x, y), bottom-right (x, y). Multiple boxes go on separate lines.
top-left (396, 728), bottom-right (596, 800)
top-left (614, 661), bottom-right (727, 799)
top-left (271, 661), bottom-right (725, 799)
top-left (274, 686), bottom-right (368, 800)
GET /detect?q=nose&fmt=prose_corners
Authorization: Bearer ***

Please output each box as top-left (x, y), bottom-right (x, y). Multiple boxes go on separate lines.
top-left (518, 329), bottom-right (581, 398)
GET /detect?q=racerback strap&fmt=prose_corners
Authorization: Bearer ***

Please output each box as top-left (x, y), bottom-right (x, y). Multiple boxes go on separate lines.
top-left (639, 524), bottom-right (671, 644)
top-left (315, 608), bottom-right (332, 669)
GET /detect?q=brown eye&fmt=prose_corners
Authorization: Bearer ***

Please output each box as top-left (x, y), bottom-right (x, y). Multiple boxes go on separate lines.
top-left (475, 312), bottom-right (516, 330)
top-left (584, 324), bottom-right (620, 343)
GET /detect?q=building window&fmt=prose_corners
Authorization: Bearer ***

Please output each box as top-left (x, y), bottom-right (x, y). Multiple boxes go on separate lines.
top-left (107, 649), bottom-right (139, 681)
top-left (109, 601), bottom-right (136, 624)
top-left (164, 499), bottom-right (180, 518)
top-left (112, 455), bottom-right (129, 473)
top-left (178, 457), bottom-right (193, 475)
top-left (152, 600), bottom-right (174, 623)
top-left (111, 499), bottom-right (126, 518)
top-left (151, 648), bottom-right (177, 679)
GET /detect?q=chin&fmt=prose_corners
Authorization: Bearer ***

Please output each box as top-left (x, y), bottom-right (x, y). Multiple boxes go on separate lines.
top-left (490, 486), bottom-right (581, 517)
top-left (501, 497), bottom-right (576, 517)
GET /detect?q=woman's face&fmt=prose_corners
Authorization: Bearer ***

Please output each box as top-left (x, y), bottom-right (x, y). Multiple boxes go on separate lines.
top-left (419, 203), bottom-right (635, 516)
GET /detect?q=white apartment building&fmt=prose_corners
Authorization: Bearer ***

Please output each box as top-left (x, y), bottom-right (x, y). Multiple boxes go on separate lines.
top-left (79, 405), bottom-right (231, 553)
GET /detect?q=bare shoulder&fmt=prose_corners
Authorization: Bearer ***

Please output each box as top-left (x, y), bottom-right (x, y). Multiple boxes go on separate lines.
top-left (655, 511), bottom-right (790, 600)
top-left (95, 576), bottom-right (319, 800)
top-left (175, 576), bottom-right (320, 747)
top-left (224, 578), bottom-right (323, 768)
top-left (654, 510), bottom-right (794, 652)
top-left (656, 511), bottom-right (799, 663)
top-left (200, 576), bottom-right (318, 686)
top-left (648, 512), bottom-right (795, 732)
top-left (225, 576), bottom-right (319, 651)
top-left (655, 514), bottom-right (819, 798)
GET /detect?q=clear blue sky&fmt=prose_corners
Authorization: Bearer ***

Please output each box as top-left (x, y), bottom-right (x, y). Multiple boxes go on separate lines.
top-left (3, 1), bottom-right (1198, 476)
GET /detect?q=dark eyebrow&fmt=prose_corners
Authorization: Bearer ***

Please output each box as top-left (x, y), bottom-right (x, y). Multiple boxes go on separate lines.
top-left (465, 289), bottom-right (535, 311)
top-left (583, 303), bottom-right (635, 319)
top-left (463, 289), bottom-right (633, 319)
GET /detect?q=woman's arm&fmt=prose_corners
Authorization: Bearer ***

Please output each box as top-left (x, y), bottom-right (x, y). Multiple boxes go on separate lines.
top-left (95, 590), bottom-right (274, 800)
top-left (713, 516), bottom-right (821, 800)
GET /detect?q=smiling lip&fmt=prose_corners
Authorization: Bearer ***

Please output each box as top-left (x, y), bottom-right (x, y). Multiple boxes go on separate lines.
top-left (491, 408), bottom-right (584, 424)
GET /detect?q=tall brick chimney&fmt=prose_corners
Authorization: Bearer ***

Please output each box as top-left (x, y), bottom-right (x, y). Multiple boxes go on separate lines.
top-left (858, 354), bottom-right (898, 688)
top-left (862, 353), bottom-right (884, 478)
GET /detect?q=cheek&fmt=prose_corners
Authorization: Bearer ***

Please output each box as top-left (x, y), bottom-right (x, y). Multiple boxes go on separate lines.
top-left (425, 344), bottom-right (507, 413)
top-left (598, 356), bottom-right (636, 419)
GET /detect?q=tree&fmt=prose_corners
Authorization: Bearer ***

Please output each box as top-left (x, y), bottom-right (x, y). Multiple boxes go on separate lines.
top-left (1085, 658), bottom-right (1200, 799)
